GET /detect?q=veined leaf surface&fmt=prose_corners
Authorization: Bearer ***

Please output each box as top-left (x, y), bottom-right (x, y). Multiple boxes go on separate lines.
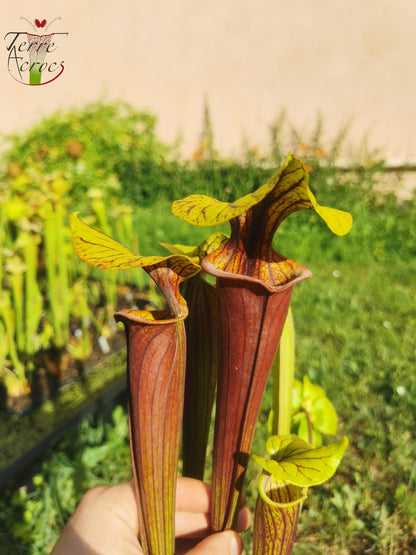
top-left (172, 153), bottom-right (352, 236)
top-left (253, 434), bottom-right (348, 487)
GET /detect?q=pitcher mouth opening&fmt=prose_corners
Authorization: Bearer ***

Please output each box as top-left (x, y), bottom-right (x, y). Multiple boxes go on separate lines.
top-left (202, 259), bottom-right (312, 293)
top-left (258, 473), bottom-right (308, 509)
top-left (115, 307), bottom-right (188, 326)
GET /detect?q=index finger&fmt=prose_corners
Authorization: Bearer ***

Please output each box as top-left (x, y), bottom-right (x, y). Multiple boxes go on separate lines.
top-left (175, 477), bottom-right (211, 513)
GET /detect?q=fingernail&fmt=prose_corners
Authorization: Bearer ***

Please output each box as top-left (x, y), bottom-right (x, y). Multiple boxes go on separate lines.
top-left (229, 533), bottom-right (239, 555)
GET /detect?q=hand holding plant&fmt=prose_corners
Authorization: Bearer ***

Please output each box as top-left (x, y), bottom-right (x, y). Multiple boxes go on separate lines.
top-left (52, 477), bottom-right (251, 555)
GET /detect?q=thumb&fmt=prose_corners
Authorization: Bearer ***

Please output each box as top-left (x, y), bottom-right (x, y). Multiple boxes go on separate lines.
top-left (188, 530), bottom-right (243, 554)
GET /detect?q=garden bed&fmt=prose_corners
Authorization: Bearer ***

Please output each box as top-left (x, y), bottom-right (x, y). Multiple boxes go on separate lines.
top-left (0, 341), bottom-right (127, 486)
top-left (0, 329), bottom-right (126, 415)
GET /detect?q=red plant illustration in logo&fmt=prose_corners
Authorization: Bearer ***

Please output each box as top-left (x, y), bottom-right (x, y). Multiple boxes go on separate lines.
top-left (21, 16), bottom-right (60, 33)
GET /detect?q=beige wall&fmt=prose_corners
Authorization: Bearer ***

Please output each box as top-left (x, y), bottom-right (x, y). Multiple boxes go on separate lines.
top-left (2, 1), bottom-right (416, 160)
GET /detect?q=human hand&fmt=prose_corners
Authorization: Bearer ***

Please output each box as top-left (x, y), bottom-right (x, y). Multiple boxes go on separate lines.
top-left (52, 477), bottom-right (251, 554)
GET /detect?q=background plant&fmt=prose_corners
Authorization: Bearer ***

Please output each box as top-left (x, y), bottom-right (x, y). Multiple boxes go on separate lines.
top-left (0, 104), bottom-right (167, 399)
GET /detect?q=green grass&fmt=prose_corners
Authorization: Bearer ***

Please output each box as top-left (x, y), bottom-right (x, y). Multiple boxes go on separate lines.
top-left (253, 258), bottom-right (416, 553)
top-left (1, 102), bottom-right (415, 553)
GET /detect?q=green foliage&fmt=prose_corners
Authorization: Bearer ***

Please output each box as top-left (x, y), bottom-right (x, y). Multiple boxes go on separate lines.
top-left (2, 102), bottom-right (170, 208)
top-left (291, 375), bottom-right (338, 447)
top-left (0, 405), bottom-right (131, 553)
top-left (0, 104), bottom-right (160, 396)
top-left (253, 244), bottom-right (416, 551)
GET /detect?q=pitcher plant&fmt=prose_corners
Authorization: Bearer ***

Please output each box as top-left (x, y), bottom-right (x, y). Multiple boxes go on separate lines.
top-left (70, 152), bottom-right (352, 553)
top-left (70, 213), bottom-right (200, 554)
top-left (253, 434), bottom-right (348, 554)
top-left (161, 233), bottom-right (228, 480)
top-left (172, 152), bottom-right (352, 531)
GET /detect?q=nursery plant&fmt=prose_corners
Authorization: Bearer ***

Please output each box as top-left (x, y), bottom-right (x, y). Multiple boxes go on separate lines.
top-left (0, 101), bottom-right (180, 409)
top-left (0, 159), bottom-right (147, 409)
top-left (0, 172), bottom-right (75, 404)
top-left (70, 152), bottom-right (352, 553)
